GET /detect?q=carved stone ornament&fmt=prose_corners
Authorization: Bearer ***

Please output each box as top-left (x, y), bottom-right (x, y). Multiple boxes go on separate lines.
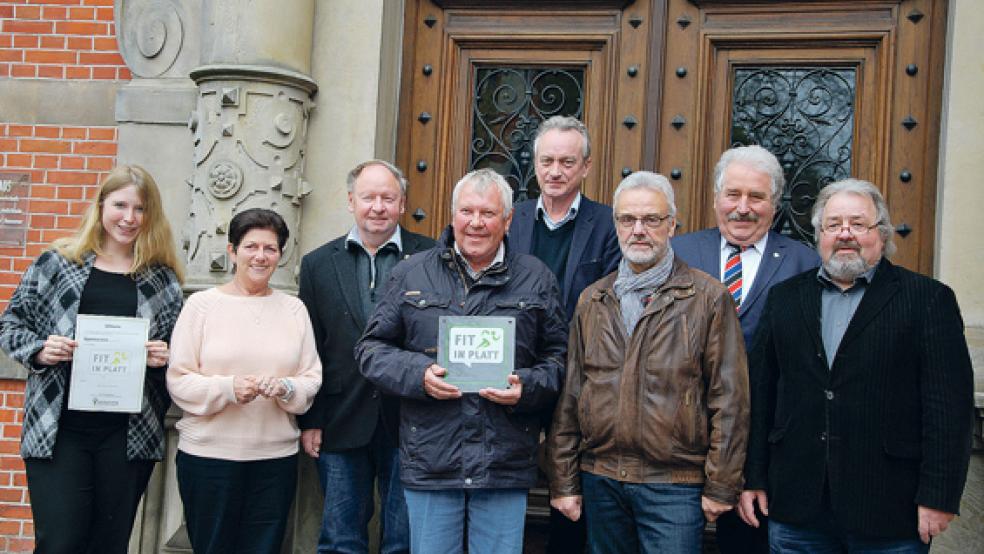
top-left (117, 0), bottom-right (185, 78)
top-left (183, 65), bottom-right (317, 292)
top-left (206, 161), bottom-right (243, 199)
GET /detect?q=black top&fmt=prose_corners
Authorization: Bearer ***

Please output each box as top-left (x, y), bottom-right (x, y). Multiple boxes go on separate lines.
top-left (61, 267), bottom-right (138, 430)
top-left (531, 214), bottom-right (576, 292)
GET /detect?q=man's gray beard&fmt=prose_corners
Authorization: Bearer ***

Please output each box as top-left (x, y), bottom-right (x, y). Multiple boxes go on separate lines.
top-left (623, 243), bottom-right (667, 268)
top-left (823, 253), bottom-right (871, 283)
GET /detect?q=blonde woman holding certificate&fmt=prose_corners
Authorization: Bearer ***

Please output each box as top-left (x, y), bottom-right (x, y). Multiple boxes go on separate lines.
top-left (0, 165), bottom-right (185, 554)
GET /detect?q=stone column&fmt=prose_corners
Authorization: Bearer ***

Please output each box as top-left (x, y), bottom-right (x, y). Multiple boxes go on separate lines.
top-left (184, 0), bottom-right (317, 293)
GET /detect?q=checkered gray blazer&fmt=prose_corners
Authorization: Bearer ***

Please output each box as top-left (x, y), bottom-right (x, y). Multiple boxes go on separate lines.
top-left (0, 250), bottom-right (183, 460)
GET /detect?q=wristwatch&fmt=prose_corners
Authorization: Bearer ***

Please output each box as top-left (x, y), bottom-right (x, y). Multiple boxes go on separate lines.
top-left (277, 378), bottom-right (295, 402)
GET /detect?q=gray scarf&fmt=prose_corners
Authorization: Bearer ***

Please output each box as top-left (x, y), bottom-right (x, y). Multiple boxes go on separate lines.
top-left (613, 247), bottom-right (675, 336)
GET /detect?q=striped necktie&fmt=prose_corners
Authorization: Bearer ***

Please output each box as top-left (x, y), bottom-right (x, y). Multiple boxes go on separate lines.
top-left (724, 244), bottom-right (744, 310)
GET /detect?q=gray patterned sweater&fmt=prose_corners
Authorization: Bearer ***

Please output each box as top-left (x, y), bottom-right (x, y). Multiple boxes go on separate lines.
top-left (0, 250), bottom-right (183, 460)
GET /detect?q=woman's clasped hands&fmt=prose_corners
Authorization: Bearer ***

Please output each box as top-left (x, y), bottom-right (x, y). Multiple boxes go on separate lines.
top-left (232, 375), bottom-right (288, 404)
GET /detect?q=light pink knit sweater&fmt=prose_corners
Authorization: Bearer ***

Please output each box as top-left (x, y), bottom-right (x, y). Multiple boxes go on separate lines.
top-left (167, 287), bottom-right (322, 461)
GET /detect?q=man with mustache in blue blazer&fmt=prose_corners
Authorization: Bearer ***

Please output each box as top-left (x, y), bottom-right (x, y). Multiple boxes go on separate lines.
top-left (672, 145), bottom-right (819, 553)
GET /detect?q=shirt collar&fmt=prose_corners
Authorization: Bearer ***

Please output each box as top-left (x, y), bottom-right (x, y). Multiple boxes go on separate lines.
top-left (453, 241), bottom-right (505, 278)
top-left (719, 231), bottom-right (769, 254)
top-left (345, 225), bottom-right (403, 255)
top-left (816, 263), bottom-right (877, 290)
top-left (536, 192), bottom-right (582, 228)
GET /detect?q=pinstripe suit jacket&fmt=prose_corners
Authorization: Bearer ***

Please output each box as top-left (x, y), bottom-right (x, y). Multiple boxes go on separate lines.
top-left (745, 258), bottom-right (974, 539)
top-left (0, 250), bottom-right (183, 460)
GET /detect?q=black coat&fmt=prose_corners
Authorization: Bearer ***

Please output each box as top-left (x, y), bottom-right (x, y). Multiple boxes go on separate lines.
top-left (356, 229), bottom-right (568, 489)
top-left (745, 259), bottom-right (974, 539)
top-left (296, 228), bottom-right (435, 451)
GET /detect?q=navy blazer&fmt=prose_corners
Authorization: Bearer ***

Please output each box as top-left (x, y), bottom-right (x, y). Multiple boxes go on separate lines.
top-left (296, 227), bottom-right (436, 451)
top-left (509, 196), bottom-right (621, 320)
top-left (672, 228), bottom-right (819, 348)
top-left (745, 259), bottom-right (974, 538)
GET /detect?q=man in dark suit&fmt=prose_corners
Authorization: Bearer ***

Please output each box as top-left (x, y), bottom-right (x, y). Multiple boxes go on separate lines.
top-left (673, 145), bottom-right (818, 553)
top-left (673, 145), bottom-right (820, 349)
top-left (509, 115), bottom-right (621, 321)
top-left (508, 116), bottom-right (620, 552)
top-left (740, 179), bottom-right (974, 552)
top-left (297, 160), bottom-right (435, 554)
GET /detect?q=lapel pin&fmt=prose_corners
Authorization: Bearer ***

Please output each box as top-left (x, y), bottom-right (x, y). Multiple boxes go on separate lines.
top-left (773, 252), bottom-right (780, 258)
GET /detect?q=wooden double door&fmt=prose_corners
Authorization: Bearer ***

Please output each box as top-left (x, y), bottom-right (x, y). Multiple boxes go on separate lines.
top-left (397, 0), bottom-right (948, 273)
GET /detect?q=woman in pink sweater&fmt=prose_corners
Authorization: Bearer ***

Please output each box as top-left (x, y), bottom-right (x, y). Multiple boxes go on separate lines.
top-left (167, 208), bottom-right (322, 554)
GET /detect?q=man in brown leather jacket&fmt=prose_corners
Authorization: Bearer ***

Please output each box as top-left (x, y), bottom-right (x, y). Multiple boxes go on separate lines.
top-left (546, 171), bottom-right (750, 553)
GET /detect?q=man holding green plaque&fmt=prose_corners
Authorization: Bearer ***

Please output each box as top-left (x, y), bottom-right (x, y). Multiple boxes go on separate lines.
top-left (357, 168), bottom-right (568, 554)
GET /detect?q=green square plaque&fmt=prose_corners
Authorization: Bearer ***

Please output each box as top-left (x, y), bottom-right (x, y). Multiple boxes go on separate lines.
top-left (438, 316), bottom-right (515, 392)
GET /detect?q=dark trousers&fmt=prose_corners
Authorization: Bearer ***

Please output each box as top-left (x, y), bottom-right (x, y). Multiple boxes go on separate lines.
top-left (24, 424), bottom-right (155, 554)
top-left (716, 510), bottom-right (769, 554)
top-left (176, 450), bottom-right (297, 554)
top-left (547, 506), bottom-right (587, 554)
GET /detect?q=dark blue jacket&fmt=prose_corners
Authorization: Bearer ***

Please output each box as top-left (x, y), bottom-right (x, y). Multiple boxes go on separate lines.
top-left (508, 196), bottom-right (620, 320)
top-left (356, 228), bottom-right (568, 490)
top-left (672, 228), bottom-right (819, 348)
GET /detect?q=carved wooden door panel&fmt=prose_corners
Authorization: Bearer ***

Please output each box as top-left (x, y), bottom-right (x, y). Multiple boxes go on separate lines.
top-left (397, 0), bottom-right (655, 238)
top-left (656, 0), bottom-right (947, 273)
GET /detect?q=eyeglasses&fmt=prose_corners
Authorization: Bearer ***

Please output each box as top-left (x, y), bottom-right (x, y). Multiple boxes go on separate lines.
top-left (615, 213), bottom-right (673, 230)
top-left (820, 220), bottom-right (881, 236)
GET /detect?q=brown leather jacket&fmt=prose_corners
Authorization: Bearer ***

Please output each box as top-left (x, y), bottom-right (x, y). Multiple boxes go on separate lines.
top-left (546, 257), bottom-right (749, 506)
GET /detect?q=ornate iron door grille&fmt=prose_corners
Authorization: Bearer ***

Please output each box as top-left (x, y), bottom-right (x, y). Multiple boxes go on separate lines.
top-left (730, 66), bottom-right (857, 245)
top-left (469, 66), bottom-right (585, 201)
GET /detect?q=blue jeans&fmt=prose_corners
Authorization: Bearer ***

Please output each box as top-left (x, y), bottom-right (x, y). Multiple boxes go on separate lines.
top-left (315, 434), bottom-right (409, 554)
top-left (769, 517), bottom-right (930, 553)
top-left (403, 488), bottom-right (528, 554)
top-left (581, 472), bottom-right (704, 554)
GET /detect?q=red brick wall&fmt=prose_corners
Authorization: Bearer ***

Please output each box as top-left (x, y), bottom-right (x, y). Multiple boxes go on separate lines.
top-left (0, 123), bottom-right (117, 552)
top-left (0, 0), bottom-right (127, 81)
top-left (1, 2), bottom-right (124, 550)
top-left (0, 381), bottom-right (30, 553)
top-left (0, 123), bottom-right (118, 304)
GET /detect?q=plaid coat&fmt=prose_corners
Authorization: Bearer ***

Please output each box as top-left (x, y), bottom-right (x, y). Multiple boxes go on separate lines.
top-left (0, 250), bottom-right (183, 460)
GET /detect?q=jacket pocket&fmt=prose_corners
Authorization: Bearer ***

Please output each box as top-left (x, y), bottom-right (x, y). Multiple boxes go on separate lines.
top-left (401, 291), bottom-right (451, 310)
top-left (401, 406), bottom-right (462, 476)
top-left (671, 385), bottom-right (707, 453)
top-left (493, 295), bottom-right (545, 360)
top-left (493, 295), bottom-right (544, 311)
top-left (490, 414), bottom-right (539, 470)
top-left (400, 292), bottom-right (451, 352)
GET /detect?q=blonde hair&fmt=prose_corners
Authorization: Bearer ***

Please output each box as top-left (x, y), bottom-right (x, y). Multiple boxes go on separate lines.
top-left (51, 165), bottom-right (185, 282)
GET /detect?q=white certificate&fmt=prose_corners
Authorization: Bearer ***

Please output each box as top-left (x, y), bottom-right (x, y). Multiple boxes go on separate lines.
top-left (68, 314), bottom-right (149, 413)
